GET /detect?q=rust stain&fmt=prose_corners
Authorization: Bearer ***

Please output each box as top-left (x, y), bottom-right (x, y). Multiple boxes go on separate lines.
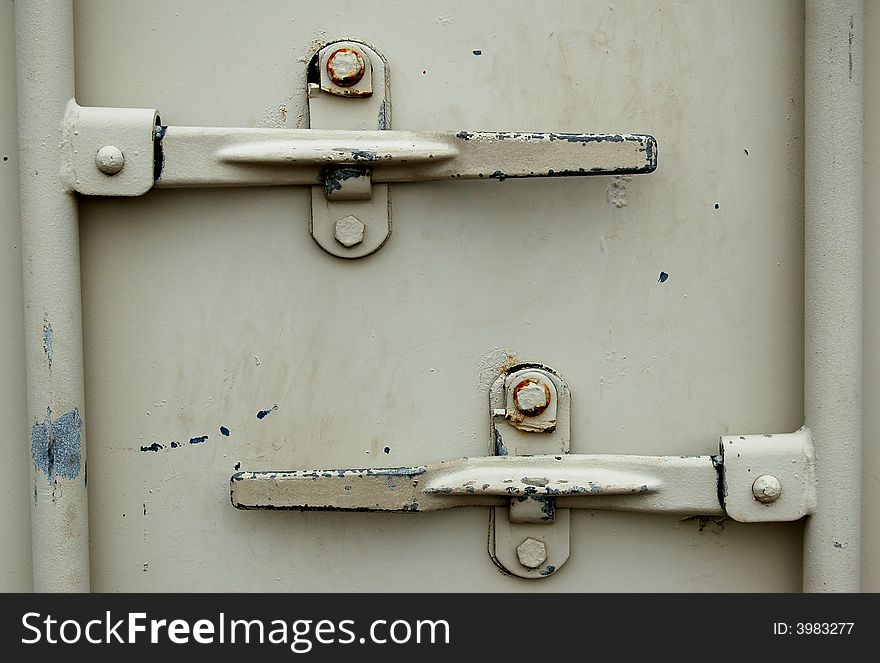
top-left (326, 48), bottom-right (366, 87)
top-left (512, 378), bottom-right (551, 417)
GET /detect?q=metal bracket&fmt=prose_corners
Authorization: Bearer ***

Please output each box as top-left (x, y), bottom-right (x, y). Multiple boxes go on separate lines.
top-left (308, 40), bottom-right (391, 259)
top-left (488, 364), bottom-right (571, 578)
top-left (229, 365), bottom-right (817, 579)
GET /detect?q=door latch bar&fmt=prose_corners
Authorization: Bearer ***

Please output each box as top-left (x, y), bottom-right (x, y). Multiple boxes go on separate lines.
top-left (63, 39), bottom-right (657, 259)
top-left (230, 362), bottom-right (815, 578)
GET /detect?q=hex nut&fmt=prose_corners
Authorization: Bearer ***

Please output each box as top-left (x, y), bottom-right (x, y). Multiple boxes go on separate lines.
top-left (513, 379), bottom-right (551, 417)
top-left (752, 474), bottom-right (782, 504)
top-left (516, 537), bottom-right (547, 569)
top-left (334, 215), bottom-right (366, 247)
top-left (95, 145), bottom-right (124, 175)
top-left (326, 48), bottom-right (366, 87)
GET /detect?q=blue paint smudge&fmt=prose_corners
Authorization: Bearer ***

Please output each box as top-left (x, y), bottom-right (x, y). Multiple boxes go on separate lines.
top-left (140, 442), bottom-right (164, 452)
top-left (383, 446), bottom-right (390, 454)
top-left (42, 319), bottom-right (53, 369)
top-left (48, 410), bottom-right (81, 479)
top-left (31, 418), bottom-right (49, 476)
top-left (170, 441), bottom-right (180, 448)
top-left (257, 404), bottom-right (278, 420)
top-left (658, 271), bottom-right (669, 283)
top-left (472, 49), bottom-right (482, 55)
top-left (189, 435), bottom-right (208, 445)
top-left (220, 426), bottom-right (230, 437)
top-left (31, 408), bottom-right (82, 480)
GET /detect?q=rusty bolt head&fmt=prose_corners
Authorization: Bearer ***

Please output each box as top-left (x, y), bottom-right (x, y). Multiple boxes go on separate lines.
top-left (334, 215), bottom-right (365, 247)
top-left (513, 378), bottom-right (551, 417)
top-left (95, 145), bottom-right (124, 175)
top-left (326, 48), bottom-right (366, 87)
top-left (516, 537), bottom-right (547, 569)
top-left (752, 475), bottom-right (782, 504)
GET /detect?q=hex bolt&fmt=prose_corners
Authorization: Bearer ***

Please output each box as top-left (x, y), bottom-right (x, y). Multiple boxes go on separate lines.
top-left (516, 537), bottom-right (547, 569)
top-left (326, 48), bottom-right (366, 87)
top-left (752, 474), bottom-right (782, 504)
top-left (513, 378), bottom-right (552, 417)
top-left (334, 215), bottom-right (366, 247)
top-left (95, 145), bottom-right (124, 175)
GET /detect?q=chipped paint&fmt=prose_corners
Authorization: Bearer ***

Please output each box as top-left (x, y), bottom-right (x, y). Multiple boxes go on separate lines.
top-left (321, 166), bottom-right (368, 196)
top-left (189, 435), bottom-right (208, 445)
top-left (477, 348), bottom-right (519, 392)
top-left (257, 404), bottom-right (278, 420)
top-left (377, 102), bottom-right (389, 130)
top-left (153, 124), bottom-right (167, 180)
top-left (712, 453), bottom-right (726, 507)
top-left (220, 426), bottom-right (230, 437)
top-left (350, 149), bottom-right (378, 161)
top-left (493, 429), bottom-right (508, 456)
top-left (658, 271), bottom-right (669, 283)
top-left (31, 408), bottom-right (82, 480)
top-left (258, 103), bottom-right (289, 129)
top-left (42, 317), bottom-right (53, 368)
top-left (606, 174), bottom-right (631, 208)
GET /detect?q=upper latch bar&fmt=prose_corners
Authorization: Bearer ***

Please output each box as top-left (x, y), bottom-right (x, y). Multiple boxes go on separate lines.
top-left (69, 105), bottom-right (656, 196)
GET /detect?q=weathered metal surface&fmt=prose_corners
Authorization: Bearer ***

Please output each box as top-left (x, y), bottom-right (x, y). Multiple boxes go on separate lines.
top-left (70, 0), bottom-right (810, 592)
top-left (720, 428), bottom-right (816, 523)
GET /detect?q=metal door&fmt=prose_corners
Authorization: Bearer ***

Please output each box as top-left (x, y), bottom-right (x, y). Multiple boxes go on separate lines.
top-left (3, 0), bottom-right (873, 592)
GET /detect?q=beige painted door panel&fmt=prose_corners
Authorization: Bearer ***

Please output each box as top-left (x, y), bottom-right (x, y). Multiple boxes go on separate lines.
top-left (70, 0), bottom-right (807, 591)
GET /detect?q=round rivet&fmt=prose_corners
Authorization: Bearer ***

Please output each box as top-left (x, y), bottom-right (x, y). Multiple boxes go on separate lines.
top-left (752, 474), bottom-right (782, 504)
top-left (95, 145), bottom-right (124, 175)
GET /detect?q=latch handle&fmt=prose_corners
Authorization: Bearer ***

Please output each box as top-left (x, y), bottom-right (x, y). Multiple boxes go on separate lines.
top-left (155, 127), bottom-right (656, 189)
top-left (215, 131), bottom-right (460, 165)
top-left (230, 454), bottom-right (722, 516)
